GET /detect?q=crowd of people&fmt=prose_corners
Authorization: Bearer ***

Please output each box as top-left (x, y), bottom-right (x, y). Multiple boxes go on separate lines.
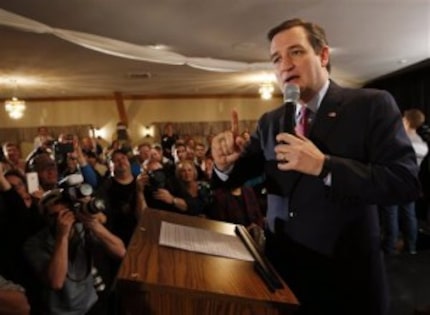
top-left (0, 123), bottom-right (267, 314)
top-left (0, 111), bottom-right (428, 314)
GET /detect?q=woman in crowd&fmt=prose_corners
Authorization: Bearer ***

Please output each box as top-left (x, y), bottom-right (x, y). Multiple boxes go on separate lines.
top-left (148, 160), bottom-right (211, 216)
top-left (0, 165), bottom-right (45, 313)
top-left (152, 159), bottom-right (212, 216)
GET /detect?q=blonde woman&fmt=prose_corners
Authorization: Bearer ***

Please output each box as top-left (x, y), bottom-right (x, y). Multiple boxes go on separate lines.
top-left (152, 159), bottom-right (212, 216)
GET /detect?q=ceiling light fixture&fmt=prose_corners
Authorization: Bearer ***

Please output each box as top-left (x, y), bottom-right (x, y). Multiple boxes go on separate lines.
top-left (5, 96), bottom-right (26, 119)
top-left (150, 44), bottom-right (169, 50)
top-left (258, 82), bottom-right (275, 100)
top-left (4, 79), bottom-right (26, 119)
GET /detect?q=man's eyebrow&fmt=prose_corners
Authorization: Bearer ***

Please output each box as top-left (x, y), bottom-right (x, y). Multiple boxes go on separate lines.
top-left (270, 52), bottom-right (279, 61)
top-left (270, 44), bottom-right (304, 60)
top-left (287, 44), bottom-right (304, 51)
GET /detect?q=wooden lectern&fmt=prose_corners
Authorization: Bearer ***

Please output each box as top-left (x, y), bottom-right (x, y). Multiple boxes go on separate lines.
top-left (116, 208), bottom-right (299, 315)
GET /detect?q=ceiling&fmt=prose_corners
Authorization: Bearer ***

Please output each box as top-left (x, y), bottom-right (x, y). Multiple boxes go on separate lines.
top-left (0, 0), bottom-right (429, 99)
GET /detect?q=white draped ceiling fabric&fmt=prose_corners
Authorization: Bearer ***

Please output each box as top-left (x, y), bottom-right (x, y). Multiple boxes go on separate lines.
top-left (0, 8), bottom-right (272, 73)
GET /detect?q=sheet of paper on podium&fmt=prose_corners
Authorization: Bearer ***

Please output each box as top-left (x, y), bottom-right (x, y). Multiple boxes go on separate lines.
top-left (159, 221), bottom-right (254, 261)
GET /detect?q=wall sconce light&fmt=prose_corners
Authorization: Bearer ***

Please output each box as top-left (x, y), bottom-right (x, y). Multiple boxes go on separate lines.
top-left (94, 128), bottom-right (105, 139)
top-left (89, 126), bottom-right (107, 139)
top-left (258, 82), bottom-right (275, 100)
top-left (142, 125), bottom-right (155, 138)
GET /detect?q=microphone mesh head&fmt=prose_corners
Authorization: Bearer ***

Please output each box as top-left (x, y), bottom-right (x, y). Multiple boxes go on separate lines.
top-left (283, 84), bottom-right (300, 103)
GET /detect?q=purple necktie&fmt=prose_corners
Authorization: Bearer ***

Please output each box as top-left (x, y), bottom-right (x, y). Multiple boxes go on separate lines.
top-left (295, 106), bottom-right (310, 136)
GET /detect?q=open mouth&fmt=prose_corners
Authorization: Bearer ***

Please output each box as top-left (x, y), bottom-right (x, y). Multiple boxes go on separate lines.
top-left (285, 75), bottom-right (299, 84)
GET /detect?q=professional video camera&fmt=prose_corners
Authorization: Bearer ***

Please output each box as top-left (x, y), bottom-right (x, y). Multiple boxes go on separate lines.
top-left (58, 174), bottom-right (105, 214)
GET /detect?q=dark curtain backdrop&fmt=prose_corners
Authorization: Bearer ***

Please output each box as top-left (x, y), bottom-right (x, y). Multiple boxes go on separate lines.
top-left (364, 59), bottom-right (430, 120)
top-left (365, 59), bottom-right (430, 221)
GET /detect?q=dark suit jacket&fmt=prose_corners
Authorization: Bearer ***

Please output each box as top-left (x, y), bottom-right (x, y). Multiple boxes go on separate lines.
top-left (213, 81), bottom-right (419, 314)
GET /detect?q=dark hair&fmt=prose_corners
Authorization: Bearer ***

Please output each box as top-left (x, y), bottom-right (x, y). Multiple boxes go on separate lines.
top-left (267, 18), bottom-right (331, 72)
top-left (137, 142), bottom-right (151, 150)
top-left (83, 150), bottom-right (97, 159)
top-left (110, 148), bottom-right (129, 160)
top-left (2, 142), bottom-right (19, 155)
top-left (27, 152), bottom-right (57, 172)
top-left (4, 169), bottom-right (27, 185)
top-left (38, 189), bottom-right (65, 215)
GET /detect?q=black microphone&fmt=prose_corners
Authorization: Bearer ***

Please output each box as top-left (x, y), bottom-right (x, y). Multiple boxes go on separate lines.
top-left (283, 84), bottom-right (300, 133)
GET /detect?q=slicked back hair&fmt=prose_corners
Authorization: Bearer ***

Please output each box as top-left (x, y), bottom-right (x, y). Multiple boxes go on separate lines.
top-left (267, 18), bottom-right (331, 72)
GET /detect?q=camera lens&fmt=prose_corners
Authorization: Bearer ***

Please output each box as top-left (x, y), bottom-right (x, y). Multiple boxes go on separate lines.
top-left (85, 198), bottom-right (106, 214)
top-left (78, 183), bottom-right (93, 197)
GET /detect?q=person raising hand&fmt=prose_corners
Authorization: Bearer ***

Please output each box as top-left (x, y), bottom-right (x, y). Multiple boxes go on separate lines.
top-left (211, 109), bottom-right (247, 172)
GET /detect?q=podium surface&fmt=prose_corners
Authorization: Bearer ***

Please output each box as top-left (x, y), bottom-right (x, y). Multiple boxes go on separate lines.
top-left (116, 208), bottom-right (299, 315)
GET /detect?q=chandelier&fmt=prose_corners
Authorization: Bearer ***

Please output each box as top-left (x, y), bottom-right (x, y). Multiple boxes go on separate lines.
top-left (5, 96), bottom-right (26, 119)
top-left (258, 82), bottom-right (275, 100)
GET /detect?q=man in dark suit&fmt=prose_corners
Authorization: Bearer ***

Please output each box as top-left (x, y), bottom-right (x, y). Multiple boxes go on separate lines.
top-left (211, 18), bottom-right (419, 315)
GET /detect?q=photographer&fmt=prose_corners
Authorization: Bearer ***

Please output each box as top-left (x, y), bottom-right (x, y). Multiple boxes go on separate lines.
top-left (141, 160), bottom-right (177, 213)
top-left (23, 189), bottom-right (126, 315)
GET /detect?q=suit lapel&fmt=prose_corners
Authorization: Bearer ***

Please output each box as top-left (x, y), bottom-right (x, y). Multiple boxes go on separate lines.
top-left (309, 81), bottom-right (344, 143)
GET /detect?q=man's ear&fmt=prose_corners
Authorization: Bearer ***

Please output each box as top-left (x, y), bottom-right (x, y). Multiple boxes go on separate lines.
top-left (320, 45), bottom-right (330, 68)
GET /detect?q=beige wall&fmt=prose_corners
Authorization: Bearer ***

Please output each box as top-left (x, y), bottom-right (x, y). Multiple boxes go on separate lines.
top-left (1, 96), bottom-right (281, 145)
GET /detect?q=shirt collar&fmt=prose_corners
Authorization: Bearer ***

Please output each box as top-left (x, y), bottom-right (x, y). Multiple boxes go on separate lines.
top-left (297, 80), bottom-right (330, 114)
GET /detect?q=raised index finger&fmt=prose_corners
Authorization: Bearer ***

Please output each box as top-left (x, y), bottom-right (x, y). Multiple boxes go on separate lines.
top-left (231, 109), bottom-right (239, 135)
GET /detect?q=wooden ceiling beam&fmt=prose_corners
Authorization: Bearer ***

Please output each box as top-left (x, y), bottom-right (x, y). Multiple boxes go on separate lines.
top-left (114, 91), bottom-right (128, 126)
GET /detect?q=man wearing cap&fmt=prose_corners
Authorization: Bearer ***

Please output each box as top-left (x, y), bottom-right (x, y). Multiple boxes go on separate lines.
top-left (30, 149), bottom-right (97, 194)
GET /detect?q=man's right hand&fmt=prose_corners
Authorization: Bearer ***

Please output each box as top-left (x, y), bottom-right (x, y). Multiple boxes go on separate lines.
top-left (211, 110), bottom-right (246, 172)
top-left (56, 209), bottom-right (76, 239)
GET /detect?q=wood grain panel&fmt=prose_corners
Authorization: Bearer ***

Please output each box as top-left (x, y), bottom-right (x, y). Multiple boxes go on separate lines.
top-left (116, 208), bottom-right (298, 315)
